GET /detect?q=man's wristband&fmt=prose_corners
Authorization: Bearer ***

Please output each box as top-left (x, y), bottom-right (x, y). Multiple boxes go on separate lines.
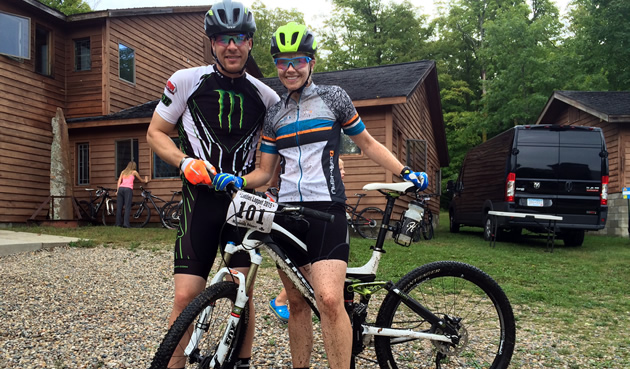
top-left (178, 156), bottom-right (190, 170)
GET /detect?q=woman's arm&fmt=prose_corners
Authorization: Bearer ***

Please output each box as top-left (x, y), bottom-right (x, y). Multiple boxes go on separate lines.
top-left (242, 152), bottom-right (280, 189)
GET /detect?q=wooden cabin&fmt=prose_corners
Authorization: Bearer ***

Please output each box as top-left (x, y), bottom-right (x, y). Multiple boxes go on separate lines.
top-left (0, 0), bottom-right (254, 224)
top-left (66, 61), bottom-right (449, 225)
top-left (536, 91), bottom-right (630, 236)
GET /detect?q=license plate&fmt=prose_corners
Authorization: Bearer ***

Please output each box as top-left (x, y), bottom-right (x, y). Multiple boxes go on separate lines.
top-left (527, 198), bottom-right (544, 207)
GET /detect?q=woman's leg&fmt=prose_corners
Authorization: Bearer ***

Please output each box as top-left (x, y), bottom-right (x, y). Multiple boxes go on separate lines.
top-left (278, 266), bottom-right (313, 368)
top-left (115, 190), bottom-right (124, 226)
top-left (123, 188), bottom-right (132, 227)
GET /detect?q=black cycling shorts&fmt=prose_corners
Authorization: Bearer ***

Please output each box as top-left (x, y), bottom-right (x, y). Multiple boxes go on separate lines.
top-left (173, 183), bottom-right (250, 279)
top-left (274, 201), bottom-right (349, 267)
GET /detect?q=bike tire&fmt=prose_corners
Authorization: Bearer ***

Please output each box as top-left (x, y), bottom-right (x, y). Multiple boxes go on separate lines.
top-left (422, 209), bottom-right (434, 240)
top-left (374, 261), bottom-right (515, 369)
top-left (160, 200), bottom-right (181, 230)
top-left (129, 201), bottom-right (150, 228)
top-left (101, 199), bottom-right (117, 226)
top-left (355, 207), bottom-right (384, 239)
top-left (149, 281), bottom-right (249, 369)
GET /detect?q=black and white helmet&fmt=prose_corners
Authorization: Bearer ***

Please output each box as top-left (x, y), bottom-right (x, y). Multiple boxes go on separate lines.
top-left (204, 0), bottom-right (256, 38)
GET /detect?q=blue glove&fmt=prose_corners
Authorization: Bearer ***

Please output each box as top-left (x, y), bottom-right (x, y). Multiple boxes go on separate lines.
top-left (401, 166), bottom-right (428, 190)
top-left (212, 173), bottom-right (246, 191)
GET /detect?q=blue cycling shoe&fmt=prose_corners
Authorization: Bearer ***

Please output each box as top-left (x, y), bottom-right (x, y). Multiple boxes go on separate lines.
top-left (269, 298), bottom-right (289, 323)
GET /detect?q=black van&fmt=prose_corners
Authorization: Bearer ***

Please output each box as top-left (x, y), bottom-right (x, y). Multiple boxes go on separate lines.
top-left (447, 125), bottom-right (608, 246)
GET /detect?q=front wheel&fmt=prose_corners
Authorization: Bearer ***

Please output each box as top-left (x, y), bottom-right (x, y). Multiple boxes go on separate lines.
top-left (161, 201), bottom-right (182, 229)
top-left (374, 261), bottom-right (515, 369)
top-left (129, 201), bottom-right (150, 228)
top-left (355, 207), bottom-right (384, 239)
top-left (149, 281), bottom-right (249, 369)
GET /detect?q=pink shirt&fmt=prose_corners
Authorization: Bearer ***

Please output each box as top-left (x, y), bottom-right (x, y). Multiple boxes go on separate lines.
top-left (120, 175), bottom-right (135, 189)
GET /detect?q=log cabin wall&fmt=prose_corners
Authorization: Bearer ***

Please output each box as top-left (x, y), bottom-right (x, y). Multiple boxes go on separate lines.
top-left (0, 2), bottom-right (67, 223)
top-left (106, 13), bottom-right (207, 114)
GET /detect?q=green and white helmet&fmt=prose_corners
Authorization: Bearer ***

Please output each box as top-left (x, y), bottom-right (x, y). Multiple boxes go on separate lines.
top-left (270, 22), bottom-right (317, 57)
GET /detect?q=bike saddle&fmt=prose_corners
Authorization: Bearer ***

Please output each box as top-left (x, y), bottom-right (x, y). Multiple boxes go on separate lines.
top-left (363, 182), bottom-right (415, 193)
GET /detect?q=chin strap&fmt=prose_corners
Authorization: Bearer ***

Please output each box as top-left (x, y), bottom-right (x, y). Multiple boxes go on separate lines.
top-left (285, 67), bottom-right (313, 108)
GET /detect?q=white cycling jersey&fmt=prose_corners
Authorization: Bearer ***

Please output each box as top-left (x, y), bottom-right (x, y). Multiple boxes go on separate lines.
top-left (156, 64), bottom-right (279, 176)
top-left (261, 83), bottom-right (365, 203)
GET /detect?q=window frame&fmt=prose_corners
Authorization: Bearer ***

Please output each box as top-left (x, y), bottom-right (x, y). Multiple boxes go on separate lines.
top-left (152, 137), bottom-right (181, 179)
top-left (115, 138), bottom-right (139, 178)
top-left (74, 37), bottom-right (91, 72)
top-left (77, 142), bottom-right (90, 186)
top-left (0, 11), bottom-right (30, 60)
top-left (35, 24), bottom-right (52, 76)
top-left (118, 42), bottom-right (136, 84)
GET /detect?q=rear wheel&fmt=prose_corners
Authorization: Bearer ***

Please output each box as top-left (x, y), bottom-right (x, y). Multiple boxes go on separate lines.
top-left (161, 201), bottom-right (182, 229)
top-left (563, 229), bottom-right (585, 247)
top-left (355, 207), bottom-right (384, 239)
top-left (374, 261), bottom-right (516, 369)
top-left (484, 214), bottom-right (495, 241)
top-left (129, 201), bottom-right (150, 228)
top-left (422, 208), bottom-right (434, 240)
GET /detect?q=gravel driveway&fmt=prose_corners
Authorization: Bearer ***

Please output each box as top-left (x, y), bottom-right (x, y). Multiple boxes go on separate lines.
top-left (0, 246), bottom-right (625, 368)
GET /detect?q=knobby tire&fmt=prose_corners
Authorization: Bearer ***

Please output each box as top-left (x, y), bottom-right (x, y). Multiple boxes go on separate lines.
top-left (374, 261), bottom-right (515, 369)
top-left (149, 281), bottom-right (249, 369)
top-left (129, 201), bottom-right (150, 228)
top-left (161, 200), bottom-right (181, 229)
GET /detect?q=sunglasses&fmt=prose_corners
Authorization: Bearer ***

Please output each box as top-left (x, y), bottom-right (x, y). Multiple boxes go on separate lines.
top-left (274, 56), bottom-right (313, 71)
top-left (213, 34), bottom-right (249, 47)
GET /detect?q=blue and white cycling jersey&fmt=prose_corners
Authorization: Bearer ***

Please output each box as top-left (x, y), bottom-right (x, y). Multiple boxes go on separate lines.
top-left (261, 83), bottom-right (365, 203)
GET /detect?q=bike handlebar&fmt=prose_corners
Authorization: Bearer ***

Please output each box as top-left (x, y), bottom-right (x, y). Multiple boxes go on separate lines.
top-left (203, 161), bottom-right (335, 224)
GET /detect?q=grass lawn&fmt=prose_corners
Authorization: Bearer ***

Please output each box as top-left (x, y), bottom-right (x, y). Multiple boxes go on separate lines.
top-left (9, 210), bottom-right (630, 368)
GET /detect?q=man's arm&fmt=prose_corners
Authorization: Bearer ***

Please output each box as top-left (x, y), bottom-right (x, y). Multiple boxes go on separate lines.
top-left (146, 111), bottom-right (185, 167)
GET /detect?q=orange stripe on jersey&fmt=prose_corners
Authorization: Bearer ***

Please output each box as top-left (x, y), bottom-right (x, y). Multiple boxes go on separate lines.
top-left (262, 135), bottom-right (276, 142)
top-left (277, 126), bottom-right (332, 140)
top-left (342, 113), bottom-right (360, 127)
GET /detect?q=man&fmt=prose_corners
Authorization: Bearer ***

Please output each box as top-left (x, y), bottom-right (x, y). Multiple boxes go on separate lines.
top-left (146, 1), bottom-right (279, 368)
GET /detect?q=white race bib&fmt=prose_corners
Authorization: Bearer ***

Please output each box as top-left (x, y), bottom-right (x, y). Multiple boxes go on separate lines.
top-left (226, 191), bottom-right (278, 233)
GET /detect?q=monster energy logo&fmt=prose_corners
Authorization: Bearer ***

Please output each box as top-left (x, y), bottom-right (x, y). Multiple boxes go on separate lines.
top-left (216, 90), bottom-right (245, 132)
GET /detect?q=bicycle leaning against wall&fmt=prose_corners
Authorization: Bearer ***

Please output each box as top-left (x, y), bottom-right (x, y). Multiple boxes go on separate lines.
top-left (345, 193), bottom-right (384, 239)
top-left (75, 186), bottom-right (116, 226)
top-left (148, 166), bottom-right (516, 369)
top-left (125, 187), bottom-right (181, 229)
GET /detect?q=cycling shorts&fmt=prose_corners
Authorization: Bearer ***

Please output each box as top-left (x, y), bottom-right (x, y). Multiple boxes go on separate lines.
top-left (274, 201), bottom-right (349, 267)
top-left (174, 183), bottom-right (250, 279)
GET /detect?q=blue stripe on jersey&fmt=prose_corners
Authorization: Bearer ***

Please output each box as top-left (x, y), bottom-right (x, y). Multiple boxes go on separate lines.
top-left (276, 118), bottom-right (333, 138)
top-left (260, 142), bottom-right (277, 154)
top-left (342, 118), bottom-right (366, 136)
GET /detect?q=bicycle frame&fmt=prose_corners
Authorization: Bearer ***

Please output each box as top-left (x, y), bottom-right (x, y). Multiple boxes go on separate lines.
top-left (183, 182), bottom-right (458, 366)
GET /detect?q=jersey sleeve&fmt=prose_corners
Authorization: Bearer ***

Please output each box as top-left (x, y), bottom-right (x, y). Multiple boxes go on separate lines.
top-left (333, 86), bottom-right (365, 136)
top-left (154, 68), bottom-right (195, 124)
top-left (260, 103), bottom-right (281, 155)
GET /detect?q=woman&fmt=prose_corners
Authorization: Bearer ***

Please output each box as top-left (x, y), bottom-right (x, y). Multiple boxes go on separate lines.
top-left (115, 161), bottom-right (147, 228)
top-left (212, 22), bottom-right (427, 368)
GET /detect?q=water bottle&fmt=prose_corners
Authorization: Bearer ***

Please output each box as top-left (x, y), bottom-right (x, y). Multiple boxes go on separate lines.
top-left (395, 200), bottom-right (424, 246)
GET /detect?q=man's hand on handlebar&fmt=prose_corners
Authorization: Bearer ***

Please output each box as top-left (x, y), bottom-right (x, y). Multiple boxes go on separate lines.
top-left (180, 158), bottom-right (216, 185)
top-left (400, 166), bottom-right (429, 191)
top-left (213, 173), bottom-right (246, 191)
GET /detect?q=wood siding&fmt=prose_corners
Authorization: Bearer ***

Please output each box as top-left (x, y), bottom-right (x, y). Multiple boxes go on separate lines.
top-left (559, 106), bottom-right (622, 193)
top-left (0, 3), bottom-right (67, 223)
top-left (106, 13), bottom-right (206, 114)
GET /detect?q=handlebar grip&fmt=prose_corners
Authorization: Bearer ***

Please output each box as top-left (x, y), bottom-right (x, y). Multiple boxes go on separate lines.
top-left (299, 207), bottom-right (335, 223)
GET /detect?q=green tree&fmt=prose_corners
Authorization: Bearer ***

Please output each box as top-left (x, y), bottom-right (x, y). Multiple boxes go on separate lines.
top-left (563, 0), bottom-right (630, 90)
top-left (319, 0), bottom-right (431, 70)
top-left (39, 0), bottom-right (91, 15)
top-left (250, 1), bottom-right (305, 77)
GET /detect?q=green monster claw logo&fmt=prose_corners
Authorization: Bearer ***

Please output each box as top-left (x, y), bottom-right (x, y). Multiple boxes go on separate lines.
top-left (216, 90), bottom-right (245, 132)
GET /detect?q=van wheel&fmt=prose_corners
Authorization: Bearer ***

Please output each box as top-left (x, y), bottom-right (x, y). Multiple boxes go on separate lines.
top-left (449, 211), bottom-right (460, 233)
top-left (563, 229), bottom-right (585, 247)
top-left (483, 215), bottom-right (495, 241)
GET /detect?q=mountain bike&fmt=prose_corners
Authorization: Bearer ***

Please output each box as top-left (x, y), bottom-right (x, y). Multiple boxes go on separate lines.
top-left (149, 175), bottom-right (516, 369)
top-left (127, 187), bottom-right (181, 228)
top-left (417, 194), bottom-right (436, 241)
top-left (75, 186), bottom-right (116, 226)
top-left (160, 191), bottom-right (183, 229)
top-left (345, 193), bottom-right (384, 239)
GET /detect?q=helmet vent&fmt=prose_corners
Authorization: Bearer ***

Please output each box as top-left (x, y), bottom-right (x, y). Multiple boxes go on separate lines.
top-left (291, 32), bottom-right (299, 45)
top-left (217, 9), bottom-right (227, 24)
top-left (232, 8), bottom-right (241, 23)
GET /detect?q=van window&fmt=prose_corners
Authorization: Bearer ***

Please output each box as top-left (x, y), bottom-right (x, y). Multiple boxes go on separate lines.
top-left (515, 145), bottom-right (558, 179)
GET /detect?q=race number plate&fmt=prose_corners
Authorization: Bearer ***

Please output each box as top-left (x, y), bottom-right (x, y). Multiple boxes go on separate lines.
top-left (527, 198), bottom-right (544, 207)
top-left (226, 191), bottom-right (278, 233)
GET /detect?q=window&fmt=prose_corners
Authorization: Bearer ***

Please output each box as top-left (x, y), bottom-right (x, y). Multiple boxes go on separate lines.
top-left (340, 132), bottom-right (361, 154)
top-left (35, 25), bottom-right (51, 75)
top-left (74, 38), bottom-right (91, 71)
top-left (0, 11), bottom-right (30, 59)
top-left (115, 139), bottom-right (139, 177)
top-left (406, 139), bottom-right (427, 172)
top-left (153, 138), bottom-right (181, 179)
top-left (77, 143), bottom-right (90, 185)
top-left (118, 43), bottom-right (135, 83)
